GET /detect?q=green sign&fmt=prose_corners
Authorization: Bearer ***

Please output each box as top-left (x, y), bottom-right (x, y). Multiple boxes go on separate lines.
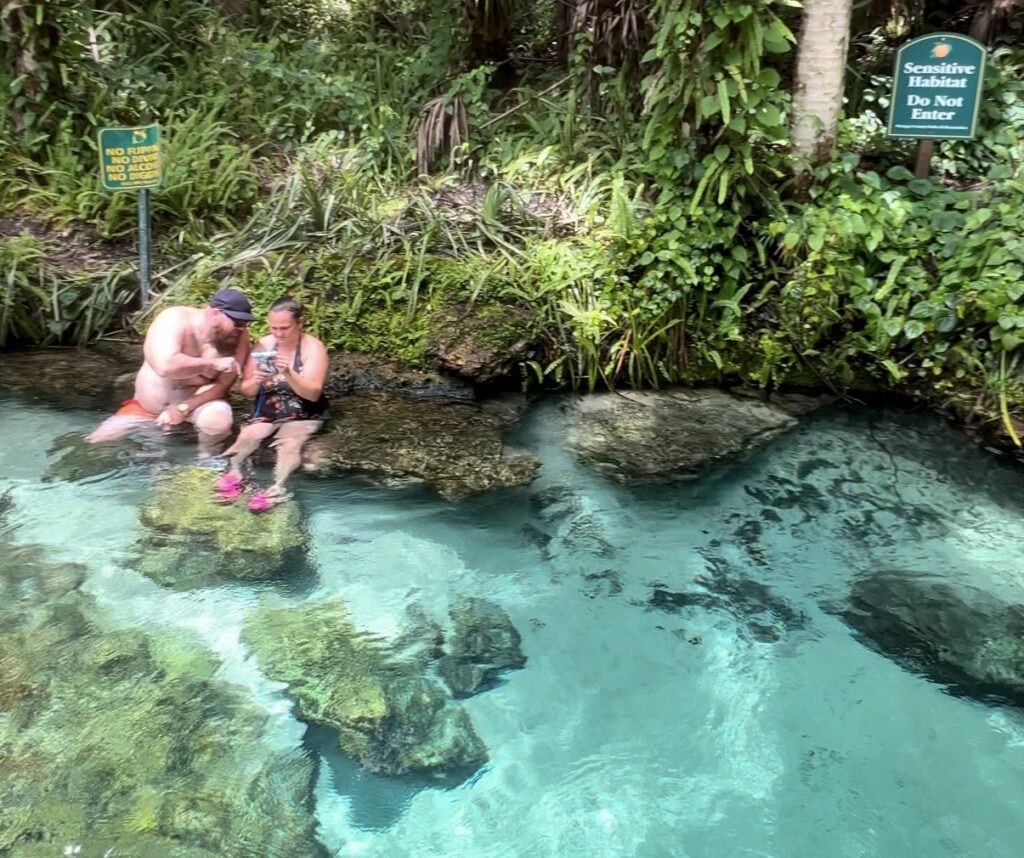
top-left (98, 123), bottom-right (162, 190)
top-left (888, 34), bottom-right (985, 139)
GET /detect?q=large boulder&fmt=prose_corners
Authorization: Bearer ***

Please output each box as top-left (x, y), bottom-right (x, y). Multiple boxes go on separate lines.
top-left (436, 597), bottom-right (527, 698)
top-left (841, 571), bottom-right (1024, 706)
top-left (241, 599), bottom-right (488, 777)
top-left (302, 392), bottom-right (539, 500)
top-left (134, 468), bottom-right (310, 588)
top-left (565, 388), bottom-right (824, 483)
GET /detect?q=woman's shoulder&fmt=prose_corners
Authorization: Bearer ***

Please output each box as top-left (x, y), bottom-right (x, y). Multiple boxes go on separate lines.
top-left (257, 334), bottom-right (276, 350)
top-left (302, 332), bottom-right (327, 352)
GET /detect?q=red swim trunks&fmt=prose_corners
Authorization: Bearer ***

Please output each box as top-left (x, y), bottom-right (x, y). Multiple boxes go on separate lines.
top-left (115, 399), bottom-right (159, 419)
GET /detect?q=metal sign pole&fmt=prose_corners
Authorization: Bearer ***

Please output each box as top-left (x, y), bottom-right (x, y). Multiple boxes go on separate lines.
top-left (914, 140), bottom-right (934, 179)
top-left (138, 188), bottom-right (151, 305)
top-left (98, 122), bottom-right (161, 307)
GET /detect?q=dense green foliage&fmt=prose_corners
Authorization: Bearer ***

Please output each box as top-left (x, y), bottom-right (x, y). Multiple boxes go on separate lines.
top-left (1, 0), bottom-right (1023, 426)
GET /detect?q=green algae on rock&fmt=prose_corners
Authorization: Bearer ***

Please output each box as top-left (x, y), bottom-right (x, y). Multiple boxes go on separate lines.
top-left (242, 598), bottom-right (488, 777)
top-left (134, 468), bottom-right (310, 588)
top-left (0, 541), bottom-right (325, 857)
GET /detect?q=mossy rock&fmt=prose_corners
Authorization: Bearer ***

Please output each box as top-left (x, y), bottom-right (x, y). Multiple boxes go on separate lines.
top-left (423, 300), bottom-right (538, 384)
top-left (0, 591), bottom-right (326, 857)
top-left (134, 468), bottom-right (310, 588)
top-left (0, 347), bottom-right (138, 410)
top-left (303, 392), bottom-right (539, 501)
top-left (242, 599), bottom-right (488, 777)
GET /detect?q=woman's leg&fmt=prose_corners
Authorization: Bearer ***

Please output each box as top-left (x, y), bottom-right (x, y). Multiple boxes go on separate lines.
top-left (266, 420), bottom-right (323, 496)
top-left (223, 421), bottom-right (278, 478)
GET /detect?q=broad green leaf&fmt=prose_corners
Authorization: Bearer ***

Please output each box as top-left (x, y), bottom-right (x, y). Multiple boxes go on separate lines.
top-left (903, 320), bottom-right (925, 339)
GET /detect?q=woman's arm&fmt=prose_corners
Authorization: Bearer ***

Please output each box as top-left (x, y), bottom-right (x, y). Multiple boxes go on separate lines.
top-left (280, 335), bottom-right (328, 401)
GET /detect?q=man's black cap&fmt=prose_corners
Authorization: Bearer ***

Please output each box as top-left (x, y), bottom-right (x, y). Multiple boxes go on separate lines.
top-left (209, 288), bottom-right (255, 322)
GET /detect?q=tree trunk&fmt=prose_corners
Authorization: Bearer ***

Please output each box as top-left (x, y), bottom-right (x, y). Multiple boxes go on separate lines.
top-left (790, 0), bottom-right (854, 167)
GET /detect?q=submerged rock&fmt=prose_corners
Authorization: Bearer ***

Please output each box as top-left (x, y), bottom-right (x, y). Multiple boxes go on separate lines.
top-left (0, 588), bottom-right (325, 857)
top-left (565, 388), bottom-right (822, 484)
top-left (133, 468), bottom-right (310, 588)
top-left (242, 599), bottom-right (488, 777)
top-left (43, 430), bottom-right (153, 484)
top-left (437, 596), bottom-right (527, 698)
top-left (841, 571), bottom-right (1024, 706)
top-left (302, 392), bottom-right (539, 500)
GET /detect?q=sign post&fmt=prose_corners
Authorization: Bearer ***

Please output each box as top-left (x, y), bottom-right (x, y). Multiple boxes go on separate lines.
top-left (98, 123), bottom-right (162, 305)
top-left (887, 34), bottom-right (986, 177)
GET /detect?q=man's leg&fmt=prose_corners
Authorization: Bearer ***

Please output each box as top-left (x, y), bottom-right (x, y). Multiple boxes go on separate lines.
top-left (267, 420), bottom-right (323, 497)
top-left (189, 397), bottom-right (234, 457)
top-left (87, 400), bottom-right (158, 443)
top-left (222, 421), bottom-right (278, 478)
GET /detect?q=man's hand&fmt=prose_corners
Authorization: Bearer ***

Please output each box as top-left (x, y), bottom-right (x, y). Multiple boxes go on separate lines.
top-left (210, 356), bottom-right (241, 375)
top-left (155, 407), bottom-right (187, 429)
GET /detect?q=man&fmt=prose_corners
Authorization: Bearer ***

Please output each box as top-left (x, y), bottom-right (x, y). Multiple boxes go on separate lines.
top-left (88, 288), bottom-right (254, 454)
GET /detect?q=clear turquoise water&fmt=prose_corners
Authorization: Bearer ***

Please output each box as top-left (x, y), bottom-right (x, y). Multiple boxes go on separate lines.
top-left (3, 394), bottom-right (1024, 857)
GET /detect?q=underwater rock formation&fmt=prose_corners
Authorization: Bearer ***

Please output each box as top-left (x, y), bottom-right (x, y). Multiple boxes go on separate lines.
top-left (133, 468), bottom-right (310, 588)
top-left (437, 597), bottom-right (527, 698)
top-left (302, 392), bottom-right (539, 500)
top-left (565, 388), bottom-right (823, 484)
top-left (242, 599), bottom-right (488, 777)
top-left (842, 571), bottom-right (1024, 706)
top-left (43, 430), bottom-right (152, 484)
top-left (0, 531), bottom-right (325, 857)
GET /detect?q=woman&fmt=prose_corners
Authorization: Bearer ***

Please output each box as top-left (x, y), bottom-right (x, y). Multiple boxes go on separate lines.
top-left (217, 296), bottom-right (329, 510)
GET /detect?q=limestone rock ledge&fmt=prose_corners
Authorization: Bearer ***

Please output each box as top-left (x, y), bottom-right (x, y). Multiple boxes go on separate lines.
top-left (564, 388), bottom-right (827, 484)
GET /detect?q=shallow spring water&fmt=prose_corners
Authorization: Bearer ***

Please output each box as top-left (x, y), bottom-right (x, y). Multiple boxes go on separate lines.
top-left (2, 393), bottom-right (1024, 857)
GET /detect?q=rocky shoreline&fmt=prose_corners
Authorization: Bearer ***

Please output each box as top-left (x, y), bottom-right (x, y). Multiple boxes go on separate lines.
top-left (1, 345), bottom-right (1020, 498)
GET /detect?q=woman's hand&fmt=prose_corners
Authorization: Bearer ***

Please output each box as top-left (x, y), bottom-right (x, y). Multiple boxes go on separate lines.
top-left (272, 355), bottom-right (293, 377)
top-left (254, 364), bottom-right (277, 385)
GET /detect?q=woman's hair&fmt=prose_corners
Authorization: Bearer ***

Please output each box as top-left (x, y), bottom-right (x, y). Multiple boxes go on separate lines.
top-left (269, 296), bottom-right (303, 321)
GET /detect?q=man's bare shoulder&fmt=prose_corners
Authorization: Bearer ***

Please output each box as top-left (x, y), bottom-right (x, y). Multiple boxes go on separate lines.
top-left (150, 305), bottom-right (200, 327)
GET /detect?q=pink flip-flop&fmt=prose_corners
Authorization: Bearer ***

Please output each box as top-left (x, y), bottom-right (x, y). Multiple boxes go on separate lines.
top-left (247, 490), bottom-right (273, 513)
top-left (214, 473), bottom-right (245, 503)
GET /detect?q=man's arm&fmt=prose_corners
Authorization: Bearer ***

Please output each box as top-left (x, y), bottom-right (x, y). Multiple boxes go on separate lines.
top-left (156, 366), bottom-right (240, 427)
top-left (144, 308), bottom-right (237, 379)
top-left (155, 329), bottom-right (249, 427)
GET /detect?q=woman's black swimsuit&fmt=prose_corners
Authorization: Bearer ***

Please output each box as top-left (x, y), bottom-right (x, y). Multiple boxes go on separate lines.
top-left (248, 340), bottom-right (329, 424)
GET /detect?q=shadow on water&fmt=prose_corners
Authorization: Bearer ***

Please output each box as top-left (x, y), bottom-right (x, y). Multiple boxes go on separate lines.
top-left (304, 723), bottom-right (482, 831)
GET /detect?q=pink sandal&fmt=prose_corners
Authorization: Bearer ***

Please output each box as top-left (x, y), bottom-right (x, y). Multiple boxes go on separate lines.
top-left (214, 473), bottom-right (245, 503)
top-left (247, 490), bottom-right (273, 513)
